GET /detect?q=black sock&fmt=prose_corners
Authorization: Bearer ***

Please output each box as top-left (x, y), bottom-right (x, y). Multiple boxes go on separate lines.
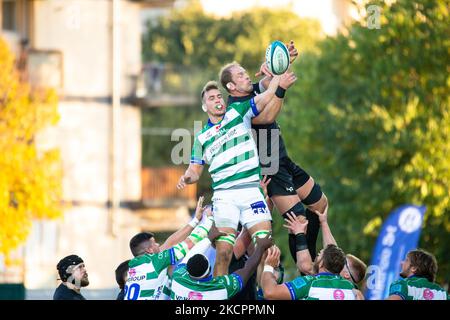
top-left (305, 208), bottom-right (320, 261)
top-left (288, 233), bottom-right (297, 263)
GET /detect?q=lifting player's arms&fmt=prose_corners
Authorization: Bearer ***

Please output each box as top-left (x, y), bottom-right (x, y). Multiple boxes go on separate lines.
top-left (261, 244), bottom-right (361, 300)
top-left (171, 234), bottom-right (273, 300)
top-left (124, 197), bottom-right (214, 300)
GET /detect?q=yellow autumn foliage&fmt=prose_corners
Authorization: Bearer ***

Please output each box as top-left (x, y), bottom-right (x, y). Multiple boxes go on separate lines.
top-left (0, 38), bottom-right (63, 257)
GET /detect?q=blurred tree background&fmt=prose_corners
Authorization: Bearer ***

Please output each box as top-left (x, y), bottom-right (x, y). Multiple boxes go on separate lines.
top-left (0, 38), bottom-right (63, 260)
top-left (141, 0), bottom-right (449, 285)
top-left (281, 0), bottom-right (449, 284)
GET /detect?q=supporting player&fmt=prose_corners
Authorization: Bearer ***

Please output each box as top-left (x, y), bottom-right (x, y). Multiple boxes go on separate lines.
top-left (171, 235), bottom-right (273, 300)
top-left (261, 244), bottom-right (360, 300)
top-left (387, 249), bottom-right (449, 300)
top-left (124, 199), bottom-right (214, 300)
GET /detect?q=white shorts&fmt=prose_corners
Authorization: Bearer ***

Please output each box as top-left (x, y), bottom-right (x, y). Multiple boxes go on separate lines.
top-left (211, 186), bottom-right (272, 230)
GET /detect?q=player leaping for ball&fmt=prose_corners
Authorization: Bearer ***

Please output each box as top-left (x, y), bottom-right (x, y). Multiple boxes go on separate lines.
top-left (177, 74), bottom-right (295, 276)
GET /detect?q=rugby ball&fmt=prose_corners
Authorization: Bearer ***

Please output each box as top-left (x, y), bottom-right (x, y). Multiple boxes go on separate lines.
top-left (265, 40), bottom-right (290, 75)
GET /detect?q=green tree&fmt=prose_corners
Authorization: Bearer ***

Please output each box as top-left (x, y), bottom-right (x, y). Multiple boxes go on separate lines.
top-left (0, 38), bottom-right (63, 260)
top-left (281, 0), bottom-right (449, 285)
top-left (141, 2), bottom-right (322, 208)
top-left (143, 1), bottom-right (322, 75)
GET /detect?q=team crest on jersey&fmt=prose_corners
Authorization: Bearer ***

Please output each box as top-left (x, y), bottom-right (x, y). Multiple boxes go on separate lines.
top-left (291, 277), bottom-right (307, 289)
top-left (188, 291), bottom-right (204, 300)
top-left (423, 289), bottom-right (434, 300)
top-left (333, 289), bottom-right (345, 300)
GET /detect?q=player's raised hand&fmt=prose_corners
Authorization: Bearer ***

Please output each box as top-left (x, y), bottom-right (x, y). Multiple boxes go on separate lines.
top-left (255, 234), bottom-right (273, 251)
top-left (176, 175), bottom-right (187, 190)
top-left (207, 223), bottom-right (227, 243)
top-left (255, 61), bottom-right (273, 78)
top-left (279, 71), bottom-right (297, 90)
top-left (283, 212), bottom-right (308, 235)
top-left (314, 204), bottom-right (329, 224)
top-left (259, 175), bottom-right (271, 198)
top-left (286, 40), bottom-right (299, 64)
top-left (203, 204), bottom-right (213, 218)
top-left (264, 245), bottom-right (281, 268)
top-left (194, 196), bottom-right (205, 220)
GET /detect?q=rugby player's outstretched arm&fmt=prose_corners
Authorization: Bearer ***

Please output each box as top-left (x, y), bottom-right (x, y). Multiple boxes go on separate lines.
top-left (283, 212), bottom-right (314, 275)
top-left (233, 236), bottom-right (272, 285)
top-left (160, 196), bottom-right (207, 251)
top-left (252, 76), bottom-right (280, 113)
top-left (261, 246), bottom-right (292, 300)
top-left (313, 205), bottom-right (337, 248)
top-left (252, 71), bottom-right (297, 124)
top-left (171, 216), bottom-right (214, 262)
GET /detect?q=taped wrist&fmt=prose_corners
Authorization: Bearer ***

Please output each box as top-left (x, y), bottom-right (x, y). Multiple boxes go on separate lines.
top-left (295, 233), bottom-right (308, 252)
top-left (188, 217), bottom-right (200, 228)
top-left (275, 86), bottom-right (286, 99)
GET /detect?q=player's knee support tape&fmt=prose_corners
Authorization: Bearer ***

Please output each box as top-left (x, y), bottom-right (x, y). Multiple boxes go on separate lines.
top-left (216, 234), bottom-right (236, 246)
top-left (302, 183), bottom-right (323, 206)
top-left (251, 230), bottom-right (271, 244)
top-left (282, 202), bottom-right (305, 219)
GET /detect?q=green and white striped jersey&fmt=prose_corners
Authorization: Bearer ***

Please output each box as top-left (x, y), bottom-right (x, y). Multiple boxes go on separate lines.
top-left (389, 276), bottom-right (449, 300)
top-left (285, 273), bottom-right (356, 300)
top-left (191, 98), bottom-right (261, 190)
top-left (170, 264), bottom-right (243, 300)
top-left (124, 248), bottom-right (176, 300)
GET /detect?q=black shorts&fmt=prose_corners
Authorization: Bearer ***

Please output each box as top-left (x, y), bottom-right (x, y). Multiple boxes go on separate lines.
top-left (266, 156), bottom-right (312, 198)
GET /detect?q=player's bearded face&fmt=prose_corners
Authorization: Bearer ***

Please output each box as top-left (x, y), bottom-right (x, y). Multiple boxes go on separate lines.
top-left (313, 250), bottom-right (324, 274)
top-left (399, 256), bottom-right (412, 278)
top-left (231, 67), bottom-right (253, 93)
top-left (80, 272), bottom-right (89, 287)
top-left (71, 263), bottom-right (90, 287)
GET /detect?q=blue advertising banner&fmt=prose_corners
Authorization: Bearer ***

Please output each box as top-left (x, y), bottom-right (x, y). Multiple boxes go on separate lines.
top-left (365, 205), bottom-right (426, 300)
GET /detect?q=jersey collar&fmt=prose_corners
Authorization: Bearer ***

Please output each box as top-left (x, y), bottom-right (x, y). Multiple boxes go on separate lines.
top-left (315, 272), bottom-right (336, 277)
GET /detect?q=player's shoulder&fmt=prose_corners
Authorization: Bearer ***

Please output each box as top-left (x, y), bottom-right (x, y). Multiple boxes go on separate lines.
top-left (128, 254), bottom-right (153, 267)
top-left (288, 275), bottom-right (314, 288)
top-left (390, 278), bottom-right (407, 287)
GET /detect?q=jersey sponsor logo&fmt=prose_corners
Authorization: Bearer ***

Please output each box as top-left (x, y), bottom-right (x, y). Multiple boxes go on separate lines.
top-left (423, 288), bottom-right (434, 300)
top-left (207, 127), bottom-right (239, 158)
top-left (188, 291), bottom-right (204, 300)
top-left (285, 187), bottom-right (294, 192)
top-left (333, 289), bottom-right (345, 300)
top-left (291, 277), bottom-right (307, 290)
top-left (129, 268), bottom-right (136, 277)
top-left (250, 201), bottom-right (268, 215)
top-left (127, 275), bottom-right (145, 282)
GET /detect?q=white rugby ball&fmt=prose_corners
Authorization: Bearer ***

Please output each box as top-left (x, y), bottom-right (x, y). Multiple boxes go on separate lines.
top-left (265, 40), bottom-right (290, 75)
